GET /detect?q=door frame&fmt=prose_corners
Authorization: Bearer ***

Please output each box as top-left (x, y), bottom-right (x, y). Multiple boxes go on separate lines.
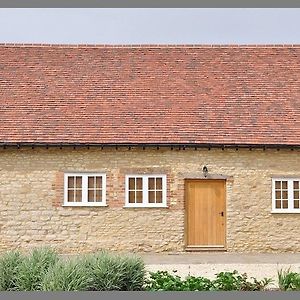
top-left (184, 179), bottom-right (227, 251)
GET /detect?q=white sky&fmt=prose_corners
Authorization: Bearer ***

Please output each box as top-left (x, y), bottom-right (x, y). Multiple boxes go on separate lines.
top-left (0, 8), bottom-right (299, 44)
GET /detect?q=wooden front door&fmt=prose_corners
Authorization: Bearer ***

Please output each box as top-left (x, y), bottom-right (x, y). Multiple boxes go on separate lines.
top-left (185, 180), bottom-right (226, 250)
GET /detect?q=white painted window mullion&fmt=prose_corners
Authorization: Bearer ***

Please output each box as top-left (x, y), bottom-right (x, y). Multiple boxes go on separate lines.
top-left (143, 176), bottom-right (148, 205)
top-left (288, 180), bottom-right (293, 210)
top-left (82, 175), bottom-right (88, 204)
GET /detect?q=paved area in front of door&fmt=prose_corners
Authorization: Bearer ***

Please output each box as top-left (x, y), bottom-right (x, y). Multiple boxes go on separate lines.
top-left (142, 253), bottom-right (300, 285)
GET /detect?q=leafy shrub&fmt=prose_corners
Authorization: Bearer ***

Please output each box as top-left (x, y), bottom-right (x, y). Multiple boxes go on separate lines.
top-left (278, 268), bottom-right (300, 291)
top-left (82, 251), bottom-right (145, 291)
top-left (184, 276), bottom-right (214, 291)
top-left (145, 271), bottom-right (185, 291)
top-left (15, 247), bottom-right (59, 291)
top-left (145, 270), bottom-right (272, 291)
top-left (213, 270), bottom-right (271, 291)
top-left (0, 251), bottom-right (24, 291)
top-left (145, 271), bottom-right (214, 291)
top-left (41, 259), bottom-right (92, 291)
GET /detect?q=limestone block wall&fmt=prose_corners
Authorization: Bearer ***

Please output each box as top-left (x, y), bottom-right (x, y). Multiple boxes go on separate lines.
top-left (0, 147), bottom-right (299, 253)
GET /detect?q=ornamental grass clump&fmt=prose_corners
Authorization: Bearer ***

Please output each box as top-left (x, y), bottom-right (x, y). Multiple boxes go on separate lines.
top-left (41, 259), bottom-right (92, 291)
top-left (82, 251), bottom-right (145, 291)
top-left (15, 247), bottom-right (59, 291)
top-left (278, 268), bottom-right (300, 291)
top-left (0, 251), bottom-right (24, 291)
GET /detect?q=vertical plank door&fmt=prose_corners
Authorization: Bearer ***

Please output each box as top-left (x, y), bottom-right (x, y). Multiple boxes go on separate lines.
top-left (185, 180), bottom-right (226, 250)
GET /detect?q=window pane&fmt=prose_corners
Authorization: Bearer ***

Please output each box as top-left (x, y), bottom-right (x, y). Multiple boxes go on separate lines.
top-left (68, 176), bottom-right (75, 188)
top-left (148, 178), bottom-right (155, 190)
top-left (88, 176), bottom-right (94, 188)
top-left (75, 189), bottom-right (82, 202)
top-left (294, 200), bottom-right (299, 209)
top-left (136, 178), bottom-right (143, 190)
top-left (294, 181), bottom-right (299, 190)
top-left (88, 190), bottom-right (94, 202)
top-left (156, 178), bottom-right (162, 190)
top-left (275, 200), bottom-right (281, 209)
top-left (68, 190), bottom-right (74, 202)
top-left (76, 177), bottom-right (82, 188)
top-left (129, 191), bottom-right (135, 203)
top-left (136, 191), bottom-right (143, 203)
top-left (282, 200), bottom-right (288, 209)
top-left (275, 191), bottom-right (281, 199)
top-left (156, 191), bottom-right (163, 203)
top-left (282, 191), bottom-right (288, 199)
top-left (282, 181), bottom-right (288, 189)
top-left (95, 190), bottom-right (102, 202)
top-left (96, 177), bottom-right (102, 189)
top-left (148, 191), bottom-right (155, 203)
top-left (129, 178), bottom-right (135, 190)
top-left (294, 191), bottom-right (299, 200)
top-left (275, 181), bottom-right (281, 189)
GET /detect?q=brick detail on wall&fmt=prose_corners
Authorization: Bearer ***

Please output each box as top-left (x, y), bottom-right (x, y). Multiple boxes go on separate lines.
top-left (53, 171), bottom-right (64, 207)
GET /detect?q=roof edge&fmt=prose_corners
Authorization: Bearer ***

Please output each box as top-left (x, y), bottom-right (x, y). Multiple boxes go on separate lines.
top-left (0, 142), bottom-right (299, 149)
top-left (1, 43), bottom-right (300, 48)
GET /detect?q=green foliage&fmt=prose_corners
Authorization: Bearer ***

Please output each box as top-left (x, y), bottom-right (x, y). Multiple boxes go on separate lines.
top-left (145, 270), bottom-right (272, 291)
top-left (82, 251), bottom-right (145, 291)
top-left (145, 271), bottom-right (186, 291)
top-left (0, 247), bottom-right (279, 291)
top-left (278, 268), bottom-right (300, 291)
top-left (184, 275), bottom-right (213, 291)
top-left (41, 259), bottom-right (92, 291)
top-left (145, 270), bottom-right (215, 291)
top-left (213, 270), bottom-right (272, 291)
top-left (0, 248), bottom-right (144, 291)
top-left (0, 251), bottom-right (24, 291)
top-left (15, 247), bottom-right (59, 291)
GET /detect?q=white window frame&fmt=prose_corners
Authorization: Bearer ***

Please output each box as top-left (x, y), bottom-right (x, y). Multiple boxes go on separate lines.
top-left (124, 174), bottom-right (167, 208)
top-left (272, 177), bottom-right (300, 213)
top-left (63, 173), bottom-right (107, 207)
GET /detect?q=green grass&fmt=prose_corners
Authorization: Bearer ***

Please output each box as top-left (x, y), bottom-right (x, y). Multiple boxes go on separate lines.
top-left (278, 268), bottom-right (300, 291)
top-left (41, 259), bottom-right (92, 291)
top-left (81, 251), bottom-right (145, 291)
top-left (0, 251), bottom-right (24, 291)
top-left (15, 247), bottom-right (59, 291)
top-left (0, 248), bottom-right (145, 291)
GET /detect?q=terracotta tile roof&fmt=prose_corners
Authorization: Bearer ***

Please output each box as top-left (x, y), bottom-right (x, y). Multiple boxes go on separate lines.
top-left (0, 44), bottom-right (299, 146)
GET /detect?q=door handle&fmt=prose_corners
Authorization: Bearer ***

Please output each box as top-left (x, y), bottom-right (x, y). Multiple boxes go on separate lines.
top-left (219, 212), bottom-right (224, 217)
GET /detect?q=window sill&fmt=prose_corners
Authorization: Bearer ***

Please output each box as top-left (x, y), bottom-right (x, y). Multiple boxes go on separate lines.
top-left (271, 210), bottom-right (300, 214)
top-left (123, 205), bottom-right (169, 209)
top-left (63, 203), bottom-right (108, 207)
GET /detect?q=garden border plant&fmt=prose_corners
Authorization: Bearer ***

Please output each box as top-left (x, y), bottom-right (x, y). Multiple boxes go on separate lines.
top-left (0, 247), bottom-right (145, 291)
top-left (0, 248), bottom-right (298, 291)
top-left (144, 270), bottom-right (273, 291)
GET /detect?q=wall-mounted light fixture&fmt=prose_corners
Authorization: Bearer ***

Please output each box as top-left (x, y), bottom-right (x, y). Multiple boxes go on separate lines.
top-left (203, 166), bottom-right (208, 178)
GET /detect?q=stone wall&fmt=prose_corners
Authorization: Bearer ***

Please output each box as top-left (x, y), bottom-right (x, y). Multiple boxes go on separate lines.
top-left (0, 147), bottom-right (299, 253)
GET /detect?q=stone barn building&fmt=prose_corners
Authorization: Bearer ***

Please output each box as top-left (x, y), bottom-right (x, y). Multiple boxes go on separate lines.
top-left (0, 44), bottom-right (299, 253)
